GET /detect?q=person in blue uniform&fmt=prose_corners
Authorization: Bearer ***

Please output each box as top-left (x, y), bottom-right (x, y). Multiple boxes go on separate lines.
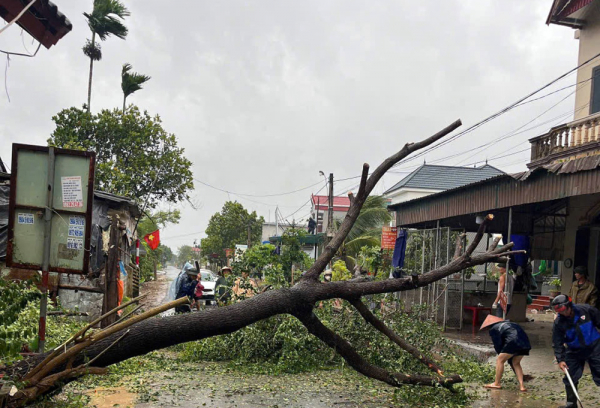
top-left (480, 314), bottom-right (531, 392)
top-left (552, 294), bottom-right (600, 408)
top-left (175, 264), bottom-right (199, 313)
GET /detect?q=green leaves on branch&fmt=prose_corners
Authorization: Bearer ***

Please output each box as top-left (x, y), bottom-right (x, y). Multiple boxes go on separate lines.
top-left (201, 202), bottom-right (264, 262)
top-left (121, 63), bottom-right (151, 111)
top-left (48, 106), bottom-right (194, 208)
top-left (83, 0), bottom-right (129, 42)
top-left (138, 210), bottom-right (180, 282)
top-left (0, 277), bottom-right (87, 365)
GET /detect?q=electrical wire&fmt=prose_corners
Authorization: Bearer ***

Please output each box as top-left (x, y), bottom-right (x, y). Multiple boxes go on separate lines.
top-left (194, 178), bottom-right (323, 198)
top-left (390, 51), bottom-right (600, 169)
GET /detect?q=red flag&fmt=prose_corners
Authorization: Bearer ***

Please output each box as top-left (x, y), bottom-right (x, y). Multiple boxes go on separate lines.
top-left (143, 230), bottom-right (160, 250)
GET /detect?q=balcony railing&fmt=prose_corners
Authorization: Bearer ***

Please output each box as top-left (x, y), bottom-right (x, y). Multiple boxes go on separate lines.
top-left (529, 112), bottom-right (600, 165)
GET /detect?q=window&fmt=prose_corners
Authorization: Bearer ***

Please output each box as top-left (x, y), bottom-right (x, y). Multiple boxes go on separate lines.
top-left (591, 66), bottom-right (600, 115)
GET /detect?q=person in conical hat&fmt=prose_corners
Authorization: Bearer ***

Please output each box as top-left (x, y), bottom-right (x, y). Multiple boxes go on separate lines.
top-left (480, 314), bottom-right (531, 392)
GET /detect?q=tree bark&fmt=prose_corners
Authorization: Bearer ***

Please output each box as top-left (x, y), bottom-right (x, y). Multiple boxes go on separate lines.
top-left (87, 32), bottom-right (96, 112)
top-left (3, 121), bottom-right (525, 407)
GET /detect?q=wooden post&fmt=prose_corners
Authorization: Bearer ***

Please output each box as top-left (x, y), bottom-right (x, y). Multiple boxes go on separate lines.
top-left (102, 216), bottom-right (120, 328)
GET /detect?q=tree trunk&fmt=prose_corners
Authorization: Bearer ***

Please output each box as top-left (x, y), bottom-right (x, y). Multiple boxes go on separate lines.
top-left (2, 121), bottom-right (525, 407)
top-left (87, 32), bottom-right (96, 112)
top-left (123, 94), bottom-right (126, 112)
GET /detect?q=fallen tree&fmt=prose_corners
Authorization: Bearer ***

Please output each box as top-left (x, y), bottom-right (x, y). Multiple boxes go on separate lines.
top-left (2, 119), bottom-right (523, 407)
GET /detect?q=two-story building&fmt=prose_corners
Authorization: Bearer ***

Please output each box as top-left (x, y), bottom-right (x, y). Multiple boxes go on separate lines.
top-left (389, 0), bottom-right (600, 326)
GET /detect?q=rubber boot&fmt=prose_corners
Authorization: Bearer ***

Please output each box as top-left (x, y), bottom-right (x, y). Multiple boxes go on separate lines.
top-left (558, 383), bottom-right (578, 408)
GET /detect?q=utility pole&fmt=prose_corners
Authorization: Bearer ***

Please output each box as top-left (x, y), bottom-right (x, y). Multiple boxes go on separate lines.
top-left (327, 173), bottom-right (334, 237)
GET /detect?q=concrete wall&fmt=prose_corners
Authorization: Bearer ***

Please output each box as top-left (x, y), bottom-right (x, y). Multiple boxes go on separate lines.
top-left (261, 222), bottom-right (308, 242)
top-left (574, 3), bottom-right (600, 120)
top-left (385, 188), bottom-right (442, 206)
top-left (561, 193), bottom-right (600, 293)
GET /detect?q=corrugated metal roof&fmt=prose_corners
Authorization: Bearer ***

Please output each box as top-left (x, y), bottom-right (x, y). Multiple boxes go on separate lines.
top-left (384, 164), bottom-right (504, 194)
top-left (390, 166), bottom-right (600, 227)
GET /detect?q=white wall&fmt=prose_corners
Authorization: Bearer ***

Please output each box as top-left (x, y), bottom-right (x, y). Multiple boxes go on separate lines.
top-left (574, 3), bottom-right (600, 120)
top-left (385, 188), bottom-right (443, 206)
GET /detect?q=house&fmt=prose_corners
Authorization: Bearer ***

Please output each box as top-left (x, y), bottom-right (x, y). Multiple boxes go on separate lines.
top-left (383, 164), bottom-right (504, 206)
top-left (0, 175), bottom-right (141, 321)
top-left (311, 195), bottom-right (351, 233)
top-left (0, 0), bottom-right (72, 49)
top-left (261, 221), bottom-right (308, 243)
top-left (389, 0), bottom-right (600, 327)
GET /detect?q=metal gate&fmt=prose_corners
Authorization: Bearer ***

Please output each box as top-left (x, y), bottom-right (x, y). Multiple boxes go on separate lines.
top-left (396, 228), bottom-right (493, 331)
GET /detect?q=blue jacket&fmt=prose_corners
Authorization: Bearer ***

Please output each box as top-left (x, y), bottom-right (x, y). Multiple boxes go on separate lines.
top-left (176, 275), bottom-right (197, 300)
top-left (553, 304), bottom-right (600, 362)
top-left (489, 321), bottom-right (531, 355)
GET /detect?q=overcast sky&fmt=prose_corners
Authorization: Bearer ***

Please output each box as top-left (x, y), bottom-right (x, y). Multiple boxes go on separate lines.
top-left (0, 1), bottom-right (582, 250)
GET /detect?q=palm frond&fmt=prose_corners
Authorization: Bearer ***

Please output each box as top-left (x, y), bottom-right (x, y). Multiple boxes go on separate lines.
top-left (121, 63), bottom-right (151, 98)
top-left (85, 0), bottom-right (129, 40)
top-left (343, 235), bottom-right (380, 256)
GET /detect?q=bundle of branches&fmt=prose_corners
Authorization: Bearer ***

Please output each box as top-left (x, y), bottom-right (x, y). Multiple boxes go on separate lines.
top-left (2, 120), bottom-right (523, 408)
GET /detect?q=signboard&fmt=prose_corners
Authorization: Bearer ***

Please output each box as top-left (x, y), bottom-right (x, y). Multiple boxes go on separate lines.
top-left (225, 248), bottom-right (233, 258)
top-left (7, 144), bottom-right (95, 274)
top-left (381, 226), bottom-right (398, 250)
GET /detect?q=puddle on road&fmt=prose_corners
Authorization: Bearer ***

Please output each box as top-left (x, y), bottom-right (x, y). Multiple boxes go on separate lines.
top-left (85, 386), bottom-right (136, 408)
top-left (472, 389), bottom-right (558, 408)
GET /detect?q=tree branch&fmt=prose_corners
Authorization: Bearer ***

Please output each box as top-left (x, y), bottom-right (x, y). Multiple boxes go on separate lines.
top-left (347, 298), bottom-right (445, 376)
top-left (302, 120), bottom-right (462, 281)
top-left (295, 310), bottom-right (461, 388)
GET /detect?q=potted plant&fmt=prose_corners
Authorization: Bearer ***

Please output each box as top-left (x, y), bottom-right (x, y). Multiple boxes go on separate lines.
top-left (549, 278), bottom-right (562, 298)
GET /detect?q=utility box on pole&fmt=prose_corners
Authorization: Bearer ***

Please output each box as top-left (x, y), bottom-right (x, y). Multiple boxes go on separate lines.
top-left (6, 144), bottom-right (95, 351)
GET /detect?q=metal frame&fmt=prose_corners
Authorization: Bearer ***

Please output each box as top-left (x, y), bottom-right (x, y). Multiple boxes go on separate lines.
top-left (6, 143), bottom-right (95, 274)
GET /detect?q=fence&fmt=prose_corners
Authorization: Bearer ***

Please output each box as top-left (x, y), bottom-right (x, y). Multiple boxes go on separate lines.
top-left (395, 228), bottom-right (495, 331)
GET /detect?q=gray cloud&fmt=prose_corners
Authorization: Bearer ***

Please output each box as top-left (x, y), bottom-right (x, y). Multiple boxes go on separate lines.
top-left (0, 1), bottom-right (579, 248)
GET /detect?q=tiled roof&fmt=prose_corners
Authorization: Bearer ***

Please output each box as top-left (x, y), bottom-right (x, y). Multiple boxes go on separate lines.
top-left (311, 195), bottom-right (351, 212)
top-left (384, 164), bottom-right (505, 194)
top-left (0, 0), bottom-right (73, 49)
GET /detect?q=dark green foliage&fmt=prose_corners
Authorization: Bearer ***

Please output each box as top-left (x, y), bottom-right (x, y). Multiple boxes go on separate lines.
top-left (201, 202), bottom-right (264, 262)
top-left (182, 299), bottom-right (493, 383)
top-left (137, 210), bottom-right (180, 282)
top-left (48, 106), bottom-right (194, 208)
top-left (0, 277), bottom-right (87, 365)
top-left (83, 0), bottom-right (129, 41)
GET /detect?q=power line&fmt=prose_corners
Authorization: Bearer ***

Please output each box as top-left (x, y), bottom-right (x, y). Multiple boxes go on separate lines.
top-left (194, 178), bottom-right (323, 198)
top-left (391, 50), bottom-right (600, 169)
top-left (282, 182), bottom-right (327, 221)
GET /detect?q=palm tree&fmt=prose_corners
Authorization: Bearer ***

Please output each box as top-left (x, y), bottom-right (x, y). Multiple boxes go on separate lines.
top-left (334, 195), bottom-right (392, 269)
top-left (83, 0), bottom-right (130, 112)
top-left (121, 63), bottom-right (151, 112)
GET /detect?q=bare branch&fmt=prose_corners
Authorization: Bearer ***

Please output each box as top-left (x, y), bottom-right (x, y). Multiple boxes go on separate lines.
top-left (453, 233), bottom-right (465, 260)
top-left (348, 298), bottom-right (445, 376)
top-left (356, 163), bottom-right (369, 198)
top-left (489, 236), bottom-right (501, 251)
top-left (296, 311), bottom-right (461, 387)
top-left (303, 120), bottom-right (462, 280)
top-left (23, 294), bottom-right (147, 382)
top-left (464, 215), bottom-right (492, 256)
top-left (347, 191), bottom-right (355, 205)
top-left (84, 330), bottom-right (130, 368)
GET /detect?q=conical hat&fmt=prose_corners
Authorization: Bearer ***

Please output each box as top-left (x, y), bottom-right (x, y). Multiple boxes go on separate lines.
top-left (480, 314), bottom-right (504, 331)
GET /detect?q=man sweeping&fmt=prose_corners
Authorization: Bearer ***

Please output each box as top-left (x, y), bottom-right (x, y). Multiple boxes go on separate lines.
top-left (480, 314), bottom-right (531, 392)
top-left (552, 294), bottom-right (600, 408)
